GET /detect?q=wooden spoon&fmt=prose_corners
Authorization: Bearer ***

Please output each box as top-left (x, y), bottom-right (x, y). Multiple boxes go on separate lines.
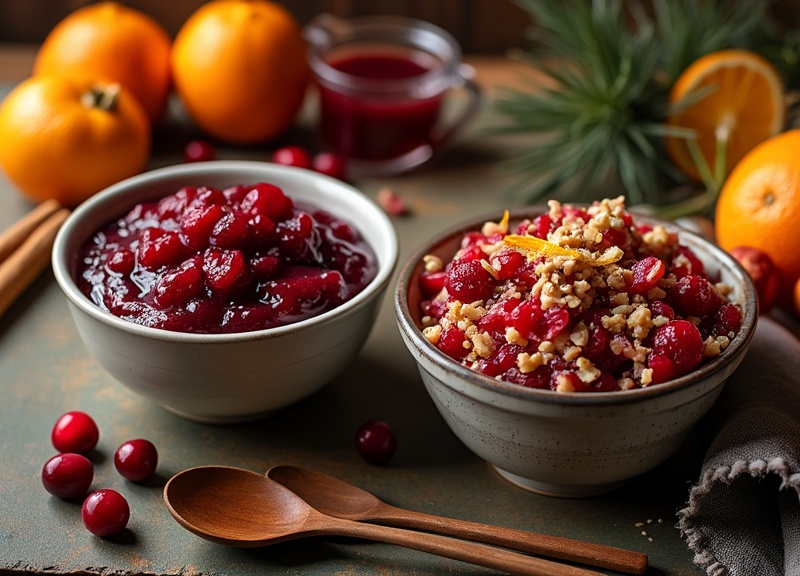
top-left (163, 466), bottom-right (604, 576)
top-left (267, 464), bottom-right (648, 575)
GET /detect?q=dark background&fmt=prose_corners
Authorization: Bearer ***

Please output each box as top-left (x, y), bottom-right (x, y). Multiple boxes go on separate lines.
top-left (0, 0), bottom-right (532, 54)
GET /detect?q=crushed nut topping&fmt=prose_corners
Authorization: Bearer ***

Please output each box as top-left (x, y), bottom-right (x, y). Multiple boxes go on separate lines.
top-left (417, 196), bottom-right (742, 392)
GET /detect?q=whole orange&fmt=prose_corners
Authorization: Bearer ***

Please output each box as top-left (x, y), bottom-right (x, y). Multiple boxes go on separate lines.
top-left (34, 2), bottom-right (172, 124)
top-left (716, 129), bottom-right (800, 305)
top-left (171, 0), bottom-right (309, 144)
top-left (0, 74), bottom-right (151, 207)
top-left (794, 276), bottom-right (800, 317)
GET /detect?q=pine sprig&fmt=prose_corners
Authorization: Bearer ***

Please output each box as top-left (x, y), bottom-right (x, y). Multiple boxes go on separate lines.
top-left (494, 0), bottom-right (771, 208)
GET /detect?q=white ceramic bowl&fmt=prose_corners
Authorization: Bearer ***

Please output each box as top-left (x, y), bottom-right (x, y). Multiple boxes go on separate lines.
top-left (53, 161), bottom-right (398, 424)
top-left (395, 208), bottom-right (757, 497)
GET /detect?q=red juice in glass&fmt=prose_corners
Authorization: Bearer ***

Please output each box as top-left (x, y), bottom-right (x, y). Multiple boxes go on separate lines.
top-left (304, 14), bottom-right (481, 175)
top-left (317, 49), bottom-right (444, 162)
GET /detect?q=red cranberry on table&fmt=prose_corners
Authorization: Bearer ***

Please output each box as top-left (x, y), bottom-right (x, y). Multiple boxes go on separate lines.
top-left (272, 145), bottom-right (312, 169)
top-left (312, 151), bottom-right (347, 180)
top-left (355, 420), bottom-right (396, 465)
top-left (41, 453), bottom-right (94, 500)
top-left (51, 411), bottom-right (99, 455)
top-left (81, 489), bottom-right (130, 538)
top-left (728, 245), bottom-right (780, 314)
top-left (114, 439), bottom-right (158, 482)
top-left (184, 140), bottom-right (216, 163)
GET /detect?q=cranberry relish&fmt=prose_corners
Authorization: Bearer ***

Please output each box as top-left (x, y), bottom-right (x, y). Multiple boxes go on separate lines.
top-left (78, 183), bottom-right (377, 334)
top-left (419, 197), bottom-right (742, 392)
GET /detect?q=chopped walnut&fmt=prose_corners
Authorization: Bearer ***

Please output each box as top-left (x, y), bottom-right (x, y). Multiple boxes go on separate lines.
top-left (423, 254), bottom-right (443, 273)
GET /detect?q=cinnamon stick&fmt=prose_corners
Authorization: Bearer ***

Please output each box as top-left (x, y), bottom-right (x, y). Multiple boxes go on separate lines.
top-left (0, 206), bottom-right (70, 318)
top-left (0, 199), bottom-right (62, 264)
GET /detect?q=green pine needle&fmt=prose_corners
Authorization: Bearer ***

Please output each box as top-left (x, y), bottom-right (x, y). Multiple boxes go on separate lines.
top-left (493, 0), bottom-right (771, 209)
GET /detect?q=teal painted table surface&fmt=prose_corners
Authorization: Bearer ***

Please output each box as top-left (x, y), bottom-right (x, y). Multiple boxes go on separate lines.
top-left (0, 70), bottom-right (705, 575)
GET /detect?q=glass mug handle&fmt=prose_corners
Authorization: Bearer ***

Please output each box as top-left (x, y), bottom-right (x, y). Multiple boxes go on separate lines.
top-left (431, 63), bottom-right (483, 155)
top-left (381, 64), bottom-right (482, 176)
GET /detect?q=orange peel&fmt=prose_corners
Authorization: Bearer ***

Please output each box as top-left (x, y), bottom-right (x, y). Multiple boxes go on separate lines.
top-left (503, 234), bottom-right (623, 266)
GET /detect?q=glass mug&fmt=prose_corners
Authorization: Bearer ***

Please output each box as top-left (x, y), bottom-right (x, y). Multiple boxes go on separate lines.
top-left (304, 14), bottom-right (483, 176)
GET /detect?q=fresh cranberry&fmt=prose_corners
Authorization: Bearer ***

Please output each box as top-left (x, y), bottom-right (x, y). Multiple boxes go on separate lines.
top-left (629, 256), bottom-right (665, 295)
top-left (153, 257), bottom-right (204, 308)
top-left (272, 145), bottom-right (312, 169)
top-left (81, 489), bottom-right (130, 538)
top-left (245, 183), bottom-right (294, 221)
top-left (419, 271), bottom-right (447, 298)
top-left (184, 140), bottom-right (216, 163)
top-left (551, 370), bottom-right (583, 392)
top-left (728, 246), bottom-right (779, 314)
top-left (377, 187), bottom-right (408, 217)
top-left (437, 326), bottom-right (469, 360)
top-left (114, 439), bottom-right (158, 482)
top-left (210, 210), bottom-right (251, 250)
top-left (247, 214), bottom-right (277, 247)
top-left (106, 249), bottom-right (136, 276)
top-left (478, 298), bottom-right (519, 336)
top-left (504, 365), bottom-right (551, 389)
top-left (671, 246), bottom-right (705, 278)
top-left (249, 254), bottom-right (282, 280)
top-left (529, 214), bottom-right (552, 239)
top-left (648, 354), bottom-right (677, 384)
top-left (649, 300), bottom-right (675, 321)
top-left (584, 326), bottom-right (623, 372)
top-left (355, 420), bottom-right (396, 465)
top-left (651, 320), bottom-right (704, 376)
top-left (598, 227), bottom-right (628, 250)
top-left (52, 411), bottom-right (99, 454)
top-left (713, 303), bottom-right (743, 337)
top-left (444, 259), bottom-right (497, 303)
top-left (670, 274), bottom-right (721, 318)
top-left (312, 151), bottom-right (347, 180)
top-left (475, 343), bottom-right (523, 377)
top-left (491, 248), bottom-right (527, 280)
top-left (158, 187), bottom-right (198, 219)
top-left (41, 453), bottom-right (93, 500)
top-left (277, 212), bottom-right (322, 262)
top-left (420, 298), bottom-right (447, 319)
top-left (202, 247), bottom-right (250, 297)
top-left (137, 228), bottom-right (189, 270)
top-left (180, 203), bottom-right (225, 250)
top-left (580, 372), bottom-right (617, 392)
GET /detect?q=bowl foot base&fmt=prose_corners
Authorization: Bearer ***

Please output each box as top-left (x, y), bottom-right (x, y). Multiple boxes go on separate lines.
top-left (492, 465), bottom-right (627, 498)
top-left (160, 404), bottom-right (282, 425)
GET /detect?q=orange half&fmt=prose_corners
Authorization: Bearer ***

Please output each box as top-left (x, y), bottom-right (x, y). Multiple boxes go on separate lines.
top-left (665, 49), bottom-right (785, 182)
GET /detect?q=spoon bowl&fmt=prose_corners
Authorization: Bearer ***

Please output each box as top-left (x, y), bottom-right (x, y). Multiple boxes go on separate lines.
top-left (267, 464), bottom-right (383, 521)
top-left (267, 464), bottom-right (648, 575)
top-left (165, 466), bottom-right (312, 546)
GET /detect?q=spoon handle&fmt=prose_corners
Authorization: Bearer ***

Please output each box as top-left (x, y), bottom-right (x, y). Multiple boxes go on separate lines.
top-left (316, 516), bottom-right (605, 576)
top-left (371, 501), bottom-right (648, 575)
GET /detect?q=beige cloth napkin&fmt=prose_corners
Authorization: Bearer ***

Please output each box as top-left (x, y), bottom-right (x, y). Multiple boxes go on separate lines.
top-left (678, 316), bottom-right (800, 576)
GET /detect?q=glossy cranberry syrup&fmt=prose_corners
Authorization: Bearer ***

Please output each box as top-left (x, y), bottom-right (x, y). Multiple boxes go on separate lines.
top-left (318, 51), bottom-right (443, 161)
top-left (77, 183), bottom-right (377, 334)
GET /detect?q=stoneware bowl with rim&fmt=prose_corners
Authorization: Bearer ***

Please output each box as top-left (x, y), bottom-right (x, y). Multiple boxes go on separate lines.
top-left (394, 207), bottom-right (757, 497)
top-left (52, 161), bottom-right (398, 424)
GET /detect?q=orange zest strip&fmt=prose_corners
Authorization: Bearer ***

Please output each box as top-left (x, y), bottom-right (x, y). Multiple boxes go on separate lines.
top-left (499, 210), bottom-right (510, 234)
top-left (503, 235), bottom-right (623, 266)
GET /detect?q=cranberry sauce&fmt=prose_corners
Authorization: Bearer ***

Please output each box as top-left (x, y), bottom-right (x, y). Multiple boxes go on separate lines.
top-left (77, 183), bottom-right (377, 334)
top-left (418, 197), bottom-right (743, 392)
top-left (318, 51), bottom-right (443, 161)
